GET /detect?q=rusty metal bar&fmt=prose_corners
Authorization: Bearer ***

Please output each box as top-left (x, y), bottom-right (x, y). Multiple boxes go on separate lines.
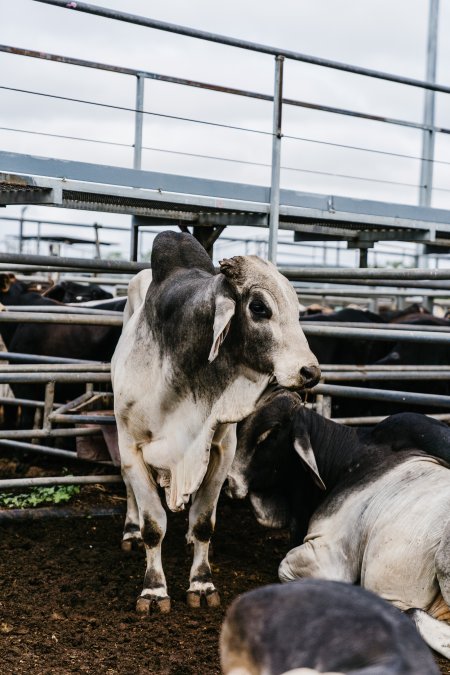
top-left (0, 351), bottom-right (98, 365)
top-left (2, 45), bottom-right (447, 135)
top-left (0, 363), bottom-right (110, 372)
top-left (0, 505), bottom-right (125, 522)
top-left (31, 1), bottom-right (450, 95)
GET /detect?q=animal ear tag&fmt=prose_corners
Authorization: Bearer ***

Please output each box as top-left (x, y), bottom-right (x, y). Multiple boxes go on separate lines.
top-left (208, 295), bottom-right (236, 363)
top-left (293, 438), bottom-right (326, 491)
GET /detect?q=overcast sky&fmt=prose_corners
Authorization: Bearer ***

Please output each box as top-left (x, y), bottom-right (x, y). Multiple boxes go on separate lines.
top-left (1, 0), bottom-right (450, 266)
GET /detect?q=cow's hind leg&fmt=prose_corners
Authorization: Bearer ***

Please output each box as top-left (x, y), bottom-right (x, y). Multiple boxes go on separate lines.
top-left (186, 424), bottom-right (236, 608)
top-left (408, 517), bottom-right (450, 659)
top-left (121, 473), bottom-right (144, 552)
top-left (118, 427), bottom-right (170, 613)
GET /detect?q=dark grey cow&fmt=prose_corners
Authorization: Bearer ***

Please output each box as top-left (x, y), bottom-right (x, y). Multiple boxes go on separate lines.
top-left (227, 391), bottom-right (450, 658)
top-left (111, 232), bottom-right (319, 613)
top-left (220, 580), bottom-right (439, 674)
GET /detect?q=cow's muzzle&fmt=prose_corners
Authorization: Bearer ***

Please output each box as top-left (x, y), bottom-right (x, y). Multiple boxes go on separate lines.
top-left (300, 364), bottom-right (321, 389)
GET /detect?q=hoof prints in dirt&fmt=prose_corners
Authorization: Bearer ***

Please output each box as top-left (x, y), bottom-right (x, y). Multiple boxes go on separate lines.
top-left (0, 498), bottom-right (285, 674)
top-left (0, 497), bottom-right (448, 674)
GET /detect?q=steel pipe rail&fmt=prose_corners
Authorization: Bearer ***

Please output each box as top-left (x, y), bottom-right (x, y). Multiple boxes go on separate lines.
top-left (313, 383), bottom-right (450, 407)
top-left (322, 371), bottom-right (450, 381)
top-left (0, 351), bottom-right (99, 364)
top-left (0, 311), bottom-right (122, 326)
top-left (4, 305), bottom-right (123, 316)
top-left (0, 439), bottom-right (112, 465)
top-left (0, 474), bottom-right (122, 489)
top-left (332, 413), bottom-right (450, 425)
top-left (321, 364), bottom-right (450, 371)
top-left (50, 413), bottom-right (116, 425)
top-left (0, 428), bottom-right (101, 439)
top-left (0, 251), bottom-right (147, 273)
top-left (0, 363), bottom-right (110, 373)
top-left (1, 252), bottom-right (450, 280)
top-left (0, 372), bottom-right (110, 383)
top-left (301, 325), bottom-right (450, 343)
top-left (32, 0), bottom-right (450, 95)
top-left (2, 44), bottom-right (448, 136)
top-left (282, 267), bottom-right (450, 280)
top-left (302, 322), bottom-right (450, 333)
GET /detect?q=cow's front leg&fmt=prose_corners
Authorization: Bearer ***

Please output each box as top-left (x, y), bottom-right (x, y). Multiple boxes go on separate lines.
top-left (186, 423), bottom-right (236, 608)
top-left (118, 429), bottom-right (170, 613)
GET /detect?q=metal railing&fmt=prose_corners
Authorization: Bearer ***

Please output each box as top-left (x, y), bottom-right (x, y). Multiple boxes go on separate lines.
top-left (0, 0), bottom-right (447, 263)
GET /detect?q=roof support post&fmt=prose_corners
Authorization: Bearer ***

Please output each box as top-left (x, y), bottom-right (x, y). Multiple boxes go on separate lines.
top-left (130, 73), bottom-right (145, 261)
top-left (268, 55), bottom-right (284, 264)
top-left (419, 0), bottom-right (440, 207)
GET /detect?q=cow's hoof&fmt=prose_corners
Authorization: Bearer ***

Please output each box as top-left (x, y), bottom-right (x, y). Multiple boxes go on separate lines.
top-left (186, 589), bottom-right (220, 609)
top-left (206, 590), bottom-right (221, 607)
top-left (121, 538), bottom-right (144, 553)
top-left (136, 595), bottom-right (171, 614)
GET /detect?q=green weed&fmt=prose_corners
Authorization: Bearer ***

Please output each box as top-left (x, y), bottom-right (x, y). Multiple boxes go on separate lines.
top-left (0, 484), bottom-right (81, 509)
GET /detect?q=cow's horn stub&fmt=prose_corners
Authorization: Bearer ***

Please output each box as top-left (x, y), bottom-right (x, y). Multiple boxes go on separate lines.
top-left (219, 257), bottom-right (246, 283)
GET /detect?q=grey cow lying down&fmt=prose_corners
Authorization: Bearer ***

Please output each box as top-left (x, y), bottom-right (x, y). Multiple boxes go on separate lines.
top-left (220, 580), bottom-right (439, 675)
top-left (227, 390), bottom-right (450, 658)
top-left (112, 232), bottom-right (319, 613)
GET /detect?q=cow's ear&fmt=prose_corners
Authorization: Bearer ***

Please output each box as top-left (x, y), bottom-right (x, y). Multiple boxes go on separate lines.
top-left (208, 295), bottom-right (236, 363)
top-left (293, 437), bottom-right (326, 491)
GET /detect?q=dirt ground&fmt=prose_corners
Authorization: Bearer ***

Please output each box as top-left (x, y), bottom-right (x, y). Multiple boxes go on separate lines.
top-left (0, 486), bottom-right (449, 675)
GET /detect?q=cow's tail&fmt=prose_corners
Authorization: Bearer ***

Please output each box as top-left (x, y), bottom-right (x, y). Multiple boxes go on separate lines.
top-left (408, 608), bottom-right (450, 659)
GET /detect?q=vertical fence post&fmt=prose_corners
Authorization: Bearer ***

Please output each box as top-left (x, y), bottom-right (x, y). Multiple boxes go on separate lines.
top-left (130, 73), bottom-right (145, 261)
top-left (419, 0), bottom-right (440, 208)
top-left (268, 55), bottom-right (284, 264)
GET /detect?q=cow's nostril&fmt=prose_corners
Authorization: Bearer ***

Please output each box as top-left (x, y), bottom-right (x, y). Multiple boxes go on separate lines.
top-left (300, 365), bottom-right (321, 387)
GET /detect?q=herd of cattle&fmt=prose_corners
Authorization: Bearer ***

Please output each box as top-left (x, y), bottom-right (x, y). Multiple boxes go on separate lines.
top-left (3, 232), bottom-right (450, 673)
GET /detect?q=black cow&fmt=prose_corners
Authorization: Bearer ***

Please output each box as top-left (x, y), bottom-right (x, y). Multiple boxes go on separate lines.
top-left (0, 274), bottom-right (124, 427)
top-left (221, 580), bottom-right (439, 674)
top-left (227, 390), bottom-right (450, 659)
top-left (43, 280), bottom-right (113, 303)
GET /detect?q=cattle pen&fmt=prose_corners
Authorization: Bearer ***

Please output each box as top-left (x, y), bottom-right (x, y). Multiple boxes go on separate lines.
top-left (2, 1), bottom-right (450, 673)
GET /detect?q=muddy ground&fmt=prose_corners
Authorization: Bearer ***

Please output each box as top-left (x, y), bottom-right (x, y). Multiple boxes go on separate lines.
top-left (0, 484), bottom-right (449, 674)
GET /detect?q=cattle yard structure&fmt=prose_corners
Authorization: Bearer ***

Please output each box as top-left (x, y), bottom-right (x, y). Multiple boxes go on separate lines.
top-left (1, 1), bottom-right (450, 506)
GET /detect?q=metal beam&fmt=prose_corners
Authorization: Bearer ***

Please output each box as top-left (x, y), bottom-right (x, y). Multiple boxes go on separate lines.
top-left (420, 0), bottom-right (440, 207)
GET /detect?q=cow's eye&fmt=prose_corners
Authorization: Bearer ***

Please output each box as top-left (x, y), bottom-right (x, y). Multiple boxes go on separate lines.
top-left (249, 300), bottom-right (271, 319)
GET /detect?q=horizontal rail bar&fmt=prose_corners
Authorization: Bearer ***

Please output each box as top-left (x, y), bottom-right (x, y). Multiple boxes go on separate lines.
top-left (0, 439), bottom-right (112, 464)
top-left (0, 311), bottom-right (122, 325)
top-left (5, 305), bottom-right (123, 316)
top-left (1, 45), bottom-right (444, 135)
top-left (321, 364), bottom-right (450, 371)
top-left (50, 414), bottom-right (116, 424)
top-left (323, 371), bottom-right (450, 381)
top-left (302, 325), bottom-right (450, 343)
top-left (282, 267), bottom-right (450, 280)
top-left (0, 251), bottom-right (146, 273)
top-left (0, 373), bottom-right (111, 383)
top-left (313, 383), bottom-right (450, 407)
top-left (33, 0), bottom-right (450, 95)
top-left (0, 474), bottom-right (122, 489)
top-left (1, 252), bottom-right (450, 281)
top-left (332, 413), bottom-right (450, 425)
top-left (303, 322), bottom-right (450, 333)
top-left (0, 363), bottom-right (110, 372)
top-left (0, 351), bottom-right (100, 364)
top-left (0, 428), bottom-right (101, 439)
